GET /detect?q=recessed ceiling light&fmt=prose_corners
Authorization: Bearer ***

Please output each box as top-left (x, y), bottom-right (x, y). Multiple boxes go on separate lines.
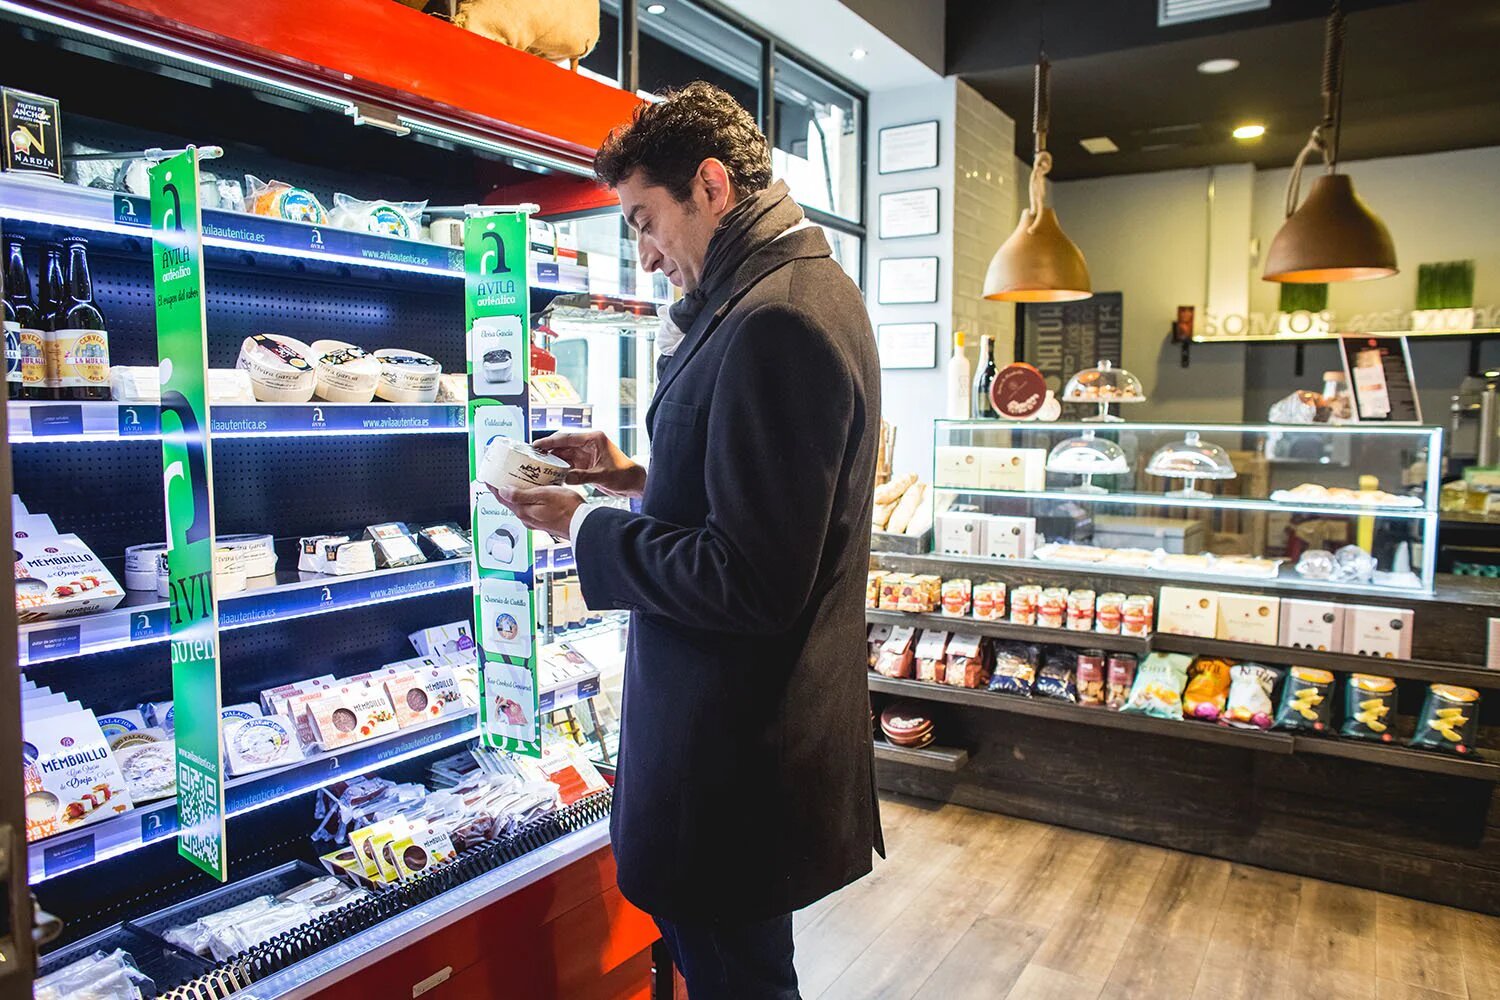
top-left (646, 3), bottom-right (667, 13)
top-left (1079, 136), bottom-right (1119, 154)
top-left (850, 47), bottom-right (868, 60)
top-left (1233, 123), bottom-right (1266, 140)
top-left (1198, 58), bottom-right (1240, 74)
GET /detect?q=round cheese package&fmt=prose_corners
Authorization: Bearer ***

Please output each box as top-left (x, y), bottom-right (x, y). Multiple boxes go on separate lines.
top-left (310, 339), bottom-right (379, 403)
top-left (372, 349), bottom-right (441, 403)
top-left (124, 542), bottom-right (167, 591)
top-left (217, 533), bottom-right (278, 579)
top-left (237, 334), bottom-right (316, 402)
top-left (479, 436), bottom-right (570, 490)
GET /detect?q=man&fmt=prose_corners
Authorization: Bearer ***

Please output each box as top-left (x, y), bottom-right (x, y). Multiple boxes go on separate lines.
top-left (493, 81), bottom-right (882, 998)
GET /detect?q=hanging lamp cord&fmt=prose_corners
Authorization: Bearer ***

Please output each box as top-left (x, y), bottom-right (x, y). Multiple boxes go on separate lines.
top-left (1027, 54), bottom-right (1052, 232)
top-left (1284, 2), bottom-right (1346, 218)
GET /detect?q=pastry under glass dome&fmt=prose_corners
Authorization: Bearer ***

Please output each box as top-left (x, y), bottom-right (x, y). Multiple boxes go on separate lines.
top-left (1145, 431), bottom-right (1237, 498)
top-left (1062, 359), bottom-right (1145, 422)
top-left (1046, 430), bottom-right (1129, 493)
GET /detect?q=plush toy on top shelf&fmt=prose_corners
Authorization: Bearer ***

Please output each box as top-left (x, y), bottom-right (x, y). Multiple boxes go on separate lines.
top-left (401, 0), bottom-right (601, 71)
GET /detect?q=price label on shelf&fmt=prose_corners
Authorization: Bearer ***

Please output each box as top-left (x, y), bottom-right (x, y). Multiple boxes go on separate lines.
top-left (151, 147), bottom-right (228, 882)
top-left (465, 210), bottom-right (541, 758)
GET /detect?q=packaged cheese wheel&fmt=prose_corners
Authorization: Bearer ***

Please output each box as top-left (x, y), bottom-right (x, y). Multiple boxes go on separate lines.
top-left (310, 339), bottom-right (379, 403)
top-left (213, 546), bottom-right (247, 596)
top-left (124, 542), bottom-right (166, 591)
top-left (372, 349), bottom-right (441, 403)
top-left (217, 533), bottom-right (277, 578)
top-left (237, 334), bottom-right (316, 402)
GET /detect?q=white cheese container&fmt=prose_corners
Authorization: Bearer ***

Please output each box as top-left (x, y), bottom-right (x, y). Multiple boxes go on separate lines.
top-left (124, 542), bottom-right (167, 591)
top-left (217, 533), bottom-right (277, 578)
top-left (372, 349), bottom-right (441, 403)
top-left (479, 435), bottom-right (570, 490)
top-left (237, 334), bottom-right (317, 402)
top-left (310, 339), bottom-right (380, 403)
top-left (214, 546), bottom-right (247, 596)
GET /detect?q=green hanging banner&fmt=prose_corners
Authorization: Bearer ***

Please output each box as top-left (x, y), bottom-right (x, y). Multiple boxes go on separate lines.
top-left (151, 148), bottom-right (227, 880)
top-left (465, 211), bottom-right (540, 757)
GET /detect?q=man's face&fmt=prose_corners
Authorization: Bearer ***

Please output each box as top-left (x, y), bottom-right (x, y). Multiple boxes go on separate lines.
top-left (616, 160), bottom-right (735, 292)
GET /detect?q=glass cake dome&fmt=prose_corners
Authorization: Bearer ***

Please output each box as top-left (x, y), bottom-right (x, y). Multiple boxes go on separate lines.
top-left (1046, 430), bottom-right (1129, 493)
top-left (1145, 431), bottom-right (1237, 498)
top-left (1062, 359), bottom-right (1145, 422)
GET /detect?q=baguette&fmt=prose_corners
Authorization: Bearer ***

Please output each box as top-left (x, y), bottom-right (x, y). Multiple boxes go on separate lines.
top-left (886, 482), bottom-right (927, 535)
top-left (872, 499), bottom-right (897, 530)
top-left (874, 472), bottom-right (916, 507)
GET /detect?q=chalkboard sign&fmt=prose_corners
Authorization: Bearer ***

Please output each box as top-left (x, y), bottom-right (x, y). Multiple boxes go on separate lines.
top-left (1339, 335), bottom-right (1421, 424)
top-left (1021, 292), bottom-right (1124, 395)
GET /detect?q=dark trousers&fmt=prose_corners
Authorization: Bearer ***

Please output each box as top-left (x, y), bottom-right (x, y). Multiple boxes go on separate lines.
top-left (654, 913), bottom-right (800, 1000)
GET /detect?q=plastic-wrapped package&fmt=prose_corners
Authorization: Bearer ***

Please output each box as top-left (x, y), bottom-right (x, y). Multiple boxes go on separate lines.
top-left (1273, 666), bottom-right (1335, 733)
top-left (1035, 651), bottom-right (1078, 702)
top-left (988, 641), bottom-right (1038, 696)
top-left (245, 175), bottom-right (328, 224)
top-left (1221, 663), bottom-right (1281, 730)
top-left (34, 949), bottom-right (155, 1000)
top-left (164, 895), bottom-right (276, 956)
top-left (1119, 653), bottom-right (1192, 719)
top-left (1340, 674), bottom-right (1397, 742)
top-left (329, 193), bottom-right (427, 238)
top-left (1183, 657), bottom-right (1232, 721)
top-left (1409, 685), bottom-right (1481, 755)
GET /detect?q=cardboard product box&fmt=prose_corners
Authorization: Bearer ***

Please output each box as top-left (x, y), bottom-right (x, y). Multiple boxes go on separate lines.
top-left (1343, 605), bottom-right (1414, 659)
top-left (978, 448), bottom-right (1047, 492)
top-left (22, 709), bottom-right (133, 842)
top-left (1280, 599), bottom-right (1346, 652)
top-left (1092, 515), bottom-right (1207, 555)
top-left (935, 447), bottom-right (983, 489)
top-left (384, 670), bottom-right (448, 729)
top-left (13, 530), bottom-right (125, 622)
top-left (1216, 592), bottom-right (1281, 645)
top-left (936, 511), bottom-right (986, 556)
top-left (1159, 586), bottom-right (1220, 638)
top-left (982, 515), bottom-right (1037, 560)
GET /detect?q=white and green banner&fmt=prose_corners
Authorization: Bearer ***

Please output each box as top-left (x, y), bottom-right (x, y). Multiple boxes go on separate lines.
top-left (151, 148), bottom-right (227, 879)
top-left (466, 212), bottom-right (540, 757)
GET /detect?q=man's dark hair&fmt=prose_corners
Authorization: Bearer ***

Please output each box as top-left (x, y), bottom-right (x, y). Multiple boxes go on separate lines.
top-left (594, 81), bottom-right (773, 202)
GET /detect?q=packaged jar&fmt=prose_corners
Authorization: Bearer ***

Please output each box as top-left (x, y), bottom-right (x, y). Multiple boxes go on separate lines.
top-left (973, 581), bottom-right (1007, 621)
top-left (1122, 594), bottom-right (1154, 637)
top-left (1096, 592), bottom-right (1125, 635)
top-left (1010, 585), bottom-right (1041, 626)
top-left (1067, 589), bottom-right (1096, 631)
top-left (1106, 654), bottom-right (1138, 709)
top-left (1038, 587), bottom-right (1069, 629)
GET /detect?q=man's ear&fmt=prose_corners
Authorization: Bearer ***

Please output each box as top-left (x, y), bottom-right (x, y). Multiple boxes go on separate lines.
top-left (696, 158), bottom-right (735, 216)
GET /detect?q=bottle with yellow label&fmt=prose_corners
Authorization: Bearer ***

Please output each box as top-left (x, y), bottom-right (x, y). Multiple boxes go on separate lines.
top-left (3, 236), bottom-right (44, 400)
top-left (47, 235), bottom-right (109, 401)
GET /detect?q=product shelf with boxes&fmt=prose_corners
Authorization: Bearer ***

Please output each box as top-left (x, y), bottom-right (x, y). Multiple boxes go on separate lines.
top-left (931, 420), bottom-right (1443, 596)
top-left (8, 400), bottom-right (471, 442)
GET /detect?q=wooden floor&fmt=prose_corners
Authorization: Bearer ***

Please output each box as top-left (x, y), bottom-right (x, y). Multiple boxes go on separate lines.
top-left (793, 794), bottom-right (1500, 1000)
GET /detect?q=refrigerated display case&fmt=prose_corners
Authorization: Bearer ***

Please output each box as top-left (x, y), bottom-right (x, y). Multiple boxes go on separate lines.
top-left (0, 1), bottom-right (653, 995)
top-left (931, 420), bottom-right (1442, 596)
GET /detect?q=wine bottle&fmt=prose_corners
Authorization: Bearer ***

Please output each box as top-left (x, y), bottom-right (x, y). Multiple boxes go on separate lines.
top-left (973, 334), bottom-right (998, 418)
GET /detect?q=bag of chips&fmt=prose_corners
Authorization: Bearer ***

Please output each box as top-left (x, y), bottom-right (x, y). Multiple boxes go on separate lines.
top-left (1035, 650), bottom-right (1078, 702)
top-left (1221, 663), bottom-right (1281, 730)
top-left (1409, 685), bottom-right (1480, 755)
top-left (1340, 673), bottom-right (1397, 742)
top-left (1273, 666), bottom-right (1335, 733)
top-left (1119, 653), bottom-right (1191, 719)
top-left (1183, 657), bottom-right (1232, 721)
top-left (988, 641), bottom-right (1038, 696)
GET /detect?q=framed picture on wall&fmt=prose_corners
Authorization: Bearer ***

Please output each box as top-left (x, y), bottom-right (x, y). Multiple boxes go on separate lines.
top-left (878, 188), bottom-right (940, 240)
top-left (877, 256), bottom-right (939, 305)
top-left (878, 120), bottom-right (940, 174)
top-left (877, 323), bottom-right (938, 369)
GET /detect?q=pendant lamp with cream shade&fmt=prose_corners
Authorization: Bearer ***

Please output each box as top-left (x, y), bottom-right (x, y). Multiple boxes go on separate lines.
top-left (1263, 2), bottom-right (1397, 283)
top-left (983, 51), bottom-right (1092, 303)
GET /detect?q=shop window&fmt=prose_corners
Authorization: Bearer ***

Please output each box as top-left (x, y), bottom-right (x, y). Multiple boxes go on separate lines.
top-left (638, 0), bottom-right (761, 114)
top-left (773, 54), bottom-right (861, 224)
top-left (819, 225), bottom-right (863, 286)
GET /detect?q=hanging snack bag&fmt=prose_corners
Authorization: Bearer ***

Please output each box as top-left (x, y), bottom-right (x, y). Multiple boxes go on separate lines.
top-left (988, 641), bottom-right (1038, 696)
top-left (1409, 685), bottom-right (1481, 755)
top-left (245, 175), bottom-right (328, 224)
top-left (1120, 652), bottom-right (1191, 720)
top-left (1036, 650), bottom-right (1078, 702)
top-left (1106, 654), bottom-right (1137, 710)
top-left (944, 633), bottom-right (990, 689)
top-left (1183, 657), bottom-right (1233, 721)
top-left (1340, 673), bottom-right (1397, 742)
top-left (1273, 666), bottom-right (1335, 733)
top-left (1076, 650), bottom-right (1106, 706)
top-left (1221, 663), bottom-right (1282, 730)
top-left (874, 626), bottom-right (916, 680)
top-left (914, 630), bottom-right (951, 684)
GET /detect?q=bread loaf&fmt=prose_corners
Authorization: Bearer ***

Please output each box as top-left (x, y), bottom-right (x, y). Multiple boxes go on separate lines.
top-left (886, 482), bottom-right (926, 535)
top-left (874, 473), bottom-right (916, 507)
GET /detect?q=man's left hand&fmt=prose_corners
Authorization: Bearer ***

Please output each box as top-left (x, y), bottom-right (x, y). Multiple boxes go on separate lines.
top-left (489, 484), bottom-right (584, 539)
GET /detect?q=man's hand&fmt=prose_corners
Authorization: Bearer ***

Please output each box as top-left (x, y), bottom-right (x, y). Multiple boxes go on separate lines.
top-left (532, 430), bottom-right (646, 497)
top-left (490, 484), bottom-right (583, 539)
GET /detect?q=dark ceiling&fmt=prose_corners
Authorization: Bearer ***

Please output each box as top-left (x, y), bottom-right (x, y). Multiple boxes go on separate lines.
top-left (947, 0), bottom-right (1500, 180)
